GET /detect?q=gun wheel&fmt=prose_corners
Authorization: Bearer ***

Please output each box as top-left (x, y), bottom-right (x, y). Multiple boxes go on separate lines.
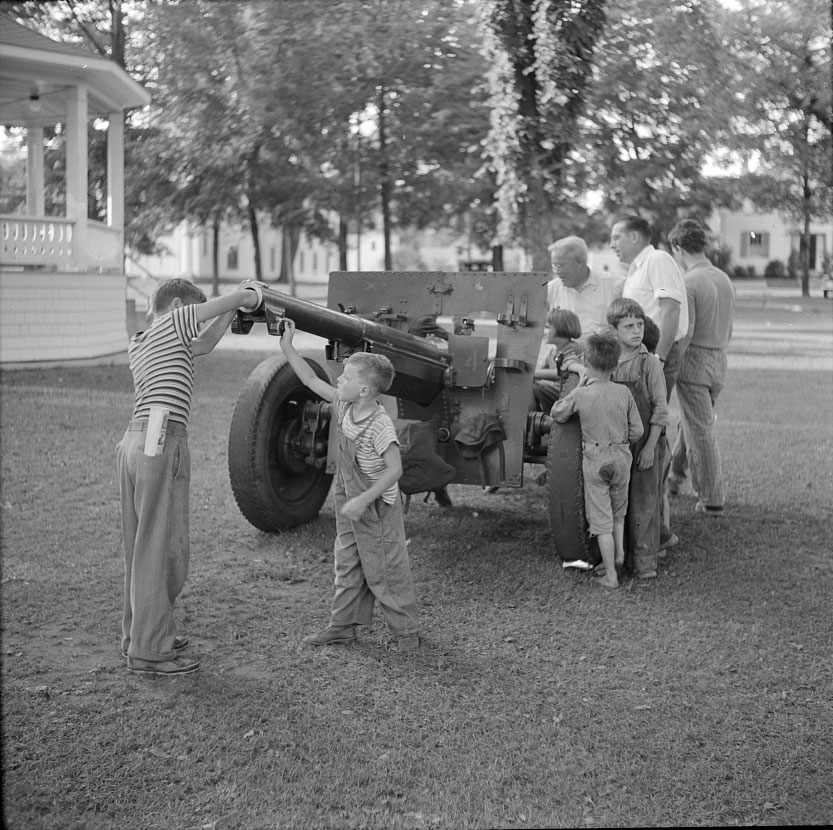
top-left (545, 416), bottom-right (600, 566)
top-left (228, 355), bottom-right (333, 532)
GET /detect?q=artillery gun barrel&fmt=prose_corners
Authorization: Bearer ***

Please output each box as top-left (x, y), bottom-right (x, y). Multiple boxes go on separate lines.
top-left (235, 285), bottom-right (448, 405)
top-left (258, 286), bottom-right (443, 362)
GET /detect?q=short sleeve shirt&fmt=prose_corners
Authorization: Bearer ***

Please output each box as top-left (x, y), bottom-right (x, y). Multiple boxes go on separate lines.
top-left (129, 304), bottom-right (201, 426)
top-left (546, 268), bottom-right (625, 337)
top-left (336, 398), bottom-right (400, 504)
top-left (623, 246), bottom-right (689, 342)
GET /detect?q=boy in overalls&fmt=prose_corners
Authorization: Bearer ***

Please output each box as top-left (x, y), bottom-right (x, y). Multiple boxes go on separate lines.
top-left (278, 319), bottom-right (420, 651)
top-left (607, 299), bottom-right (670, 580)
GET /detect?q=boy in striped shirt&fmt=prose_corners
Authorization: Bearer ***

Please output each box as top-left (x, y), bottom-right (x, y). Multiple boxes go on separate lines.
top-left (279, 319), bottom-right (420, 651)
top-left (118, 278), bottom-right (262, 675)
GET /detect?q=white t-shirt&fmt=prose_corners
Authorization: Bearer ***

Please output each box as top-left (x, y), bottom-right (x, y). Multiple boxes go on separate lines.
top-left (623, 245), bottom-right (688, 342)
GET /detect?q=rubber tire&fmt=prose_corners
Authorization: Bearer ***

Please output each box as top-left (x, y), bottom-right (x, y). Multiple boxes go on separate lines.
top-left (228, 355), bottom-right (333, 532)
top-left (545, 416), bottom-right (600, 566)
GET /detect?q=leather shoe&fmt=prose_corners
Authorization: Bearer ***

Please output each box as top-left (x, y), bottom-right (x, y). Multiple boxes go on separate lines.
top-left (122, 635), bottom-right (189, 659)
top-left (302, 625), bottom-right (356, 646)
top-left (127, 655), bottom-right (199, 676)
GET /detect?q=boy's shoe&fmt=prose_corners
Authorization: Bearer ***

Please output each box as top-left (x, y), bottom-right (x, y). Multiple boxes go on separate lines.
top-left (637, 570), bottom-right (657, 581)
top-left (396, 634), bottom-right (420, 651)
top-left (302, 625), bottom-right (356, 646)
top-left (127, 655), bottom-right (200, 676)
top-left (658, 533), bottom-right (679, 552)
top-left (695, 501), bottom-right (724, 516)
top-left (122, 635), bottom-right (189, 659)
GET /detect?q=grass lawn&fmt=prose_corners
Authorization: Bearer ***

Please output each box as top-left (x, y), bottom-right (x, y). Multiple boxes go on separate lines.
top-left (1, 296), bottom-right (832, 829)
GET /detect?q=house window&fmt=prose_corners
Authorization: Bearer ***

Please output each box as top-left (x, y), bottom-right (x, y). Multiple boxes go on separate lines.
top-left (227, 246), bottom-right (239, 270)
top-left (740, 232), bottom-right (769, 258)
top-left (312, 252), bottom-right (318, 271)
top-left (270, 246), bottom-right (276, 272)
top-left (202, 234), bottom-right (208, 256)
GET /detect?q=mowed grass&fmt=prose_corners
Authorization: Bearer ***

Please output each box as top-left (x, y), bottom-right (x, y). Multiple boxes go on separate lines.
top-left (2, 332), bottom-right (832, 829)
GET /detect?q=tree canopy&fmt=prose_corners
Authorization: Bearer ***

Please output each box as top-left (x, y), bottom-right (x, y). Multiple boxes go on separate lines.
top-left (4, 0), bottom-right (831, 281)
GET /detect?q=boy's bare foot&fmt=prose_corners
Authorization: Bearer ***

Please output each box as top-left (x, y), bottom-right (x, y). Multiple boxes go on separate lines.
top-left (594, 575), bottom-right (619, 589)
top-left (614, 557), bottom-right (624, 568)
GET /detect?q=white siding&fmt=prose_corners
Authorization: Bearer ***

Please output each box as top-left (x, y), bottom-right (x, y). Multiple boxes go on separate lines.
top-left (0, 271), bottom-right (128, 366)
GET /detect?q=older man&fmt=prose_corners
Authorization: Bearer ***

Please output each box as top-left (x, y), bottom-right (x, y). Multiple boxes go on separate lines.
top-left (667, 218), bottom-right (735, 516)
top-left (547, 236), bottom-right (624, 337)
top-left (609, 215), bottom-right (688, 401)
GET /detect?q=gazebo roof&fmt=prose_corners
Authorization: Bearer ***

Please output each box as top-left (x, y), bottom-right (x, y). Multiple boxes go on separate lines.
top-left (0, 13), bottom-right (150, 127)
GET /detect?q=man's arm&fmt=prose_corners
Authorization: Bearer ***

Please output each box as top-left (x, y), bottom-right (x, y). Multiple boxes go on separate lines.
top-left (654, 297), bottom-right (680, 362)
top-left (278, 319), bottom-right (335, 401)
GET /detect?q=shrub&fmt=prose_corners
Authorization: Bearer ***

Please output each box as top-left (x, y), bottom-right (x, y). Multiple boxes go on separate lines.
top-left (732, 265), bottom-right (758, 280)
top-left (764, 259), bottom-right (786, 280)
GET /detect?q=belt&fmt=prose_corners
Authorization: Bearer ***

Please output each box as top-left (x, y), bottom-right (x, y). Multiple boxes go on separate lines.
top-left (583, 440), bottom-right (628, 448)
top-left (127, 418), bottom-right (188, 437)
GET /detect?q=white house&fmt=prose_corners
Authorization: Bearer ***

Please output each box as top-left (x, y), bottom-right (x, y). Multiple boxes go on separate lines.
top-left (708, 203), bottom-right (831, 277)
top-left (0, 13), bottom-right (150, 367)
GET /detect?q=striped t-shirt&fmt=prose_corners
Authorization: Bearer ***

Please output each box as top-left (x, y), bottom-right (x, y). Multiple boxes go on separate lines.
top-left (335, 397), bottom-right (400, 504)
top-left (129, 304), bottom-right (201, 426)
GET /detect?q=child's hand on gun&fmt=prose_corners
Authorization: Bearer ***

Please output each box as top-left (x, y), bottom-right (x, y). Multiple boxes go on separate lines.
top-left (279, 317), bottom-right (296, 347)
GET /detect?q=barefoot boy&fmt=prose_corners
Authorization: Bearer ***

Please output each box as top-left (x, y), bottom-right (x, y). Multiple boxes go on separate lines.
top-left (278, 320), bottom-right (419, 650)
top-left (552, 331), bottom-right (644, 588)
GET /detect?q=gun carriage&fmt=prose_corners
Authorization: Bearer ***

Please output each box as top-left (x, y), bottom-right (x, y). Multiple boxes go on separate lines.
top-left (228, 271), bottom-right (593, 563)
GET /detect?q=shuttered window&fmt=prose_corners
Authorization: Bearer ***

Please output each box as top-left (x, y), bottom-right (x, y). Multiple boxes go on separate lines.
top-left (740, 232), bottom-right (769, 258)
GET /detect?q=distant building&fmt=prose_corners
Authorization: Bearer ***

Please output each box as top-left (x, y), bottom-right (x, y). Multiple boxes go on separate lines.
top-left (708, 203), bottom-right (832, 277)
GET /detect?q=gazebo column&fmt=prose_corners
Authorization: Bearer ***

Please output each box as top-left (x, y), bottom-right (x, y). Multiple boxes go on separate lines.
top-left (106, 110), bottom-right (124, 229)
top-left (65, 83), bottom-right (88, 267)
top-left (25, 126), bottom-right (45, 217)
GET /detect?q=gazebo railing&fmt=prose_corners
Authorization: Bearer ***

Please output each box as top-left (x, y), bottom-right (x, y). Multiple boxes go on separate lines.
top-left (1, 215), bottom-right (74, 268)
top-left (1, 215), bottom-right (124, 271)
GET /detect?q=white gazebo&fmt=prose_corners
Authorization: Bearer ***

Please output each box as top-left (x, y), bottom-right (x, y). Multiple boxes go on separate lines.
top-left (0, 14), bottom-right (150, 366)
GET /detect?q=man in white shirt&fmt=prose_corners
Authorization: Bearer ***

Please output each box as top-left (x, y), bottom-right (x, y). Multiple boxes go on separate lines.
top-left (547, 236), bottom-right (625, 338)
top-left (610, 215), bottom-right (687, 552)
top-left (609, 215), bottom-right (688, 401)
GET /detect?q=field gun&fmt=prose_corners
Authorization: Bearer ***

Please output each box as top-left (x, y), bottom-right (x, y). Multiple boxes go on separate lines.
top-left (227, 271), bottom-right (593, 563)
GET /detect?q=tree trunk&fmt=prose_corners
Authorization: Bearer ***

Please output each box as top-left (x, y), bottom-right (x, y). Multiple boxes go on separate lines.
top-left (338, 213), bottom-right (349, 270)
top-left (248, 204), bottom-right (262, 280)
top-left (800, 160), bottom-right (811, 297)
top-left (378, 86), bottom-right (393, 270)
top-left (280, 223), bottom-right (300, 295)
top-left (522, 169), bottom-right (555, 272)
top-left (109, 0), bottom-right (126, 68)
top-left (491, 244), bottom-right (504, 272)
top-left (211, 215), bottom-right (220, 298)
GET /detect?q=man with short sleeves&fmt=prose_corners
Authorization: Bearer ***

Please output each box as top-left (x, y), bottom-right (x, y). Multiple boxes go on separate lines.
top-left (609, 215), bottom-right (688, 401)
top-left (547, 236), bottom-right (625, 339)
top-left (610, 215), bottom-right (687, 551)
top-left (667, 218), bottom-right (735, 516)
